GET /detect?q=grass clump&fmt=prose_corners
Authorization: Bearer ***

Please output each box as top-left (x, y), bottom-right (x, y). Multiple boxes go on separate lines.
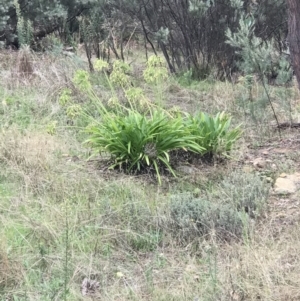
top-left (170, 193), bottom-right (245, 243)
top-left (184, 111), bottom-right (242, 157)
top-left (84, 105), bottom-right (241, 184)
top-left (127, 231), bottom-right (162, 252)
top-left (215, 171), bottom-right (270, 218)
top-left (0, 240), bottom-right (23, 295)
top-left (170, 171), bottom-right (270, 243)
top-left (85, 109), bottom-right (203, 184)
top-left (16, 45), bottom-right (34, 78)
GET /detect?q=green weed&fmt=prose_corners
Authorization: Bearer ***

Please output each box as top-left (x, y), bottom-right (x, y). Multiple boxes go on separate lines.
top-left (85, 109), bottom-right (203, 184)
top-left (184, 111), bottom-right (242, 157)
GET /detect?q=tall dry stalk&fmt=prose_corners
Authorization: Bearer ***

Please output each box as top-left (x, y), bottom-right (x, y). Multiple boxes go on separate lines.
top-left (16, 45), bottom-right (34, 77)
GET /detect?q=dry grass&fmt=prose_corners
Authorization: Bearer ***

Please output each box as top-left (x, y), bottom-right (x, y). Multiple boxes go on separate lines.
top-left (1, 50), bottom-right (300, 300)
top-left (16, 45), bottom-right (34, 77)
top-left (0, 241), bottom-right (23, 293)
top-left (0, 48), bottom-right (84, 100)
top-left (0, 128), bottom-right (63, 170)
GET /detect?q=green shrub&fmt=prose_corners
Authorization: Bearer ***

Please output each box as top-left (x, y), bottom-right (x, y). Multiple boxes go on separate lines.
top-left (216, 171), bottom-right (270, 218)
top-left (143, 55), bottom-right (168, 85)
top-left (226, 15), bottom-right (292, 127)
top-left (84, 107), bottom-right (241, 184)
top-left (169, 171), bottom-right (269, 243)
top-left (127, 231), bottom-right (162, 252)
top-left (169, 193), bottom-right (245, 242)
top-left (85, 109), bottom-right (203, 184)
top-left (184, 111), bottom-right (242, 157)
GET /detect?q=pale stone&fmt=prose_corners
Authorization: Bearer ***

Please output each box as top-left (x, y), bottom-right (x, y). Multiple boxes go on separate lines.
top-left (262, 150), bottom-right (269, 155)
top-left (290, 173), bottom-right (300, 183)
top-left (265, 177), bottom-right (273, 183)
top-left (243, 165), bottom-right (254, 173)
top-left (279, 173), bottom-right (288, 178)
top-left (177, 165), bottom-right (196, 174)
top-left (273, 148), bottom-right (289, 154)
top-left (274, 178), bottom-right (297, 194)
top-left (274, 173), bottom-right (300, 195)
top-left (253, 157), bottom-right (266, 169)
top-left (271, 163), bottom-right (277, 170)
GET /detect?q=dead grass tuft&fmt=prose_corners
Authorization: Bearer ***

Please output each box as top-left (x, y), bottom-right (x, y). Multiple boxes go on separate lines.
top-left (0, 240), bottom-right (23, 291)
top-left (222, 224), bottom-right (300, 301)
top-left (0, 49), bottom-right (83, 99)
top-left (0, 128), bottom-right (69, 196)
top-left (0, 128), bottom-right (64, 171)
top-left (16, 45), bottom-right (34, 77)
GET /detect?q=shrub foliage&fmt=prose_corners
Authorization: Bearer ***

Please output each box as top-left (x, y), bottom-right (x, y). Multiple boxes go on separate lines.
top-left (169, 172), bottom-right (270, 242)
top-left (85, 109), bottom-right (203, 184)
top-left (184, 111), bottom-right (241, 157)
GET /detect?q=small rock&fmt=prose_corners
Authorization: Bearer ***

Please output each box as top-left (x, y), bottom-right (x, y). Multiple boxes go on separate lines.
top-left (265, 177), bottom-right (273, 183)
top-left (271, 163), bottom-right (277, 170)
top-left (274, 178), bottom-right (297, 194)
top-left (262, 150), bottom-right (269, 156)
top-left (177, 165), bottom-right (196, 174)
top-left (291, 173), bottom-right (300, 183)
top-left (274, 173), bottom-right (300, 195)
top-left (62, 50), bottom-right (75, 56)
top-left (253, 157), bottom-right (266, 169)
top-left (279, 173), bottom-right (287, 178)
top-left (273, 148), bottom-right (289, 154)
top-left (243, 165), bottom-right (254, 173)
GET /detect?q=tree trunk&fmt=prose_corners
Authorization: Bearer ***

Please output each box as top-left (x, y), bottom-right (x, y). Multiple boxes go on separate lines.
top-left (287, 0), bottom-right (300, 89)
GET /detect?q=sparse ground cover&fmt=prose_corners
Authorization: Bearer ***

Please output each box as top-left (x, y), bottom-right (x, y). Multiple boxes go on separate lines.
top-left (1, 49), bottom-right (300, 301)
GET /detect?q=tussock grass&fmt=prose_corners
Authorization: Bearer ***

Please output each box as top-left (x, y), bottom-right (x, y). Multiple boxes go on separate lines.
top-left (0, 49), bottom-right (84, 98)
top-left (1, 50), bottom-right (300, 300)
top-left (16, 45), bottom-right (34, 77)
